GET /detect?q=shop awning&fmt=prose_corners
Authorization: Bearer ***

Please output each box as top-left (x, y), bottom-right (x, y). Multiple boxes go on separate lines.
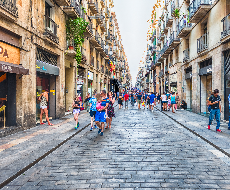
top-left (36, 60), bottom-right (59, 76)
top-left (0, 61), bottom-right (29, 75)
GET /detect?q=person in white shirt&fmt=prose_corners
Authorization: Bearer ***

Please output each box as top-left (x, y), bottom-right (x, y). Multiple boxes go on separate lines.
top-left (161, 92), bottom-right (167, 111)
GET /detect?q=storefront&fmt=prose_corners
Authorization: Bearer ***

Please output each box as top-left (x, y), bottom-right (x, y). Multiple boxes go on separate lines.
top-left (0, 41), bottom-right (29, 127)
top-left (224, 50), bottom-right (230, 120)
top-left (36, 48), bottom-right (59, 122)
top-left (199, 59), bottom-right (212, 114)
top-left (88, 71), bottom-right (93, 96)
top-left (185, 67), bottom-right (192, 109)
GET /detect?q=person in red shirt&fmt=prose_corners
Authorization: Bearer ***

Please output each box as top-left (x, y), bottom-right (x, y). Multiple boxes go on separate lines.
top-left (124, 92), bottom-right (130, 109)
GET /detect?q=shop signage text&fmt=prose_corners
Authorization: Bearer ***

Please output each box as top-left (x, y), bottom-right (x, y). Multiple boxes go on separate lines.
top-left (0, 42), bottom-right (20, 65)
top-left (1, 64), bottom-right (12, 72)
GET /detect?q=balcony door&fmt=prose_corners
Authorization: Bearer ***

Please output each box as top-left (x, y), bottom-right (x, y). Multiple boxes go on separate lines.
top-left (224, 50), bottom-right (230, 120)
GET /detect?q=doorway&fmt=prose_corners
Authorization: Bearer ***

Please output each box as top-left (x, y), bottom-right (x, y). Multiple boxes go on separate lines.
top-left (224, 50), bottom-right (230, 120)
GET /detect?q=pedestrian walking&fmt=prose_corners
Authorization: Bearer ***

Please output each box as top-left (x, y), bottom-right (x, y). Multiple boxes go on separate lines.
top-left (175, 92), bottom-right (180, 110)
top-left (146, 94), bottom-right (150, 109)
top-left (136, 91), bottom-right (142, 109)
top-left (84, 93), bottom-right (91, 112)
top-left (124, 92), bottom-right (129, 108)
top-left (161, 92), bottom-right (167, 111)
top-left (157, 93), bottom-right (161, 104)
top-left (208, 89), bottom-right (222, 132)
top-left (106, 92), bottom-right (115, 129)
top-left (39, 89), bottom-right (53, 126)
top-left (95, 90), bottom-right (109, 136)
top-left (118, 93), bottom-right (123, 109)
top-left (171, 92), bottom-right (176, 113)
top-left (72, 95), bottom-right (82, 129)
top-left (89, 91), bottom-right (97, 131)
top-left (130, 92), bottom-right (135, 106)
top-left (149, 92), bottom-right (155, 112)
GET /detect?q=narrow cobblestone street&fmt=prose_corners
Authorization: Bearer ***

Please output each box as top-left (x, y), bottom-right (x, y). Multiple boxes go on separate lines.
top-left (1, 104), bottom-right (230, 189)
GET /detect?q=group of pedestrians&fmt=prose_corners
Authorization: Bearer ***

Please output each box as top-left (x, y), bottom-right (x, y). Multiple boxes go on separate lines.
top-left (160, 91), bottom-right (180, 113)
top-left (72, 90), bottom-right (116, 136)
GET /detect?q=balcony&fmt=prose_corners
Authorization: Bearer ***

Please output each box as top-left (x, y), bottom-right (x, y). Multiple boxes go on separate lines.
top-left (159, 70), bottom-right (164, 78)
top-left (183, 48), bottom-right (190, 63)
top-left (84, 19), bottom-right (93, 38)
top-left (89, 29), bottom-right (101, 47)
top-left (100, 23), bottom-right (106, 32)
top-left (63, 0), bottom-right (81, 17)
top-left (188, 0), bottom-right (213, 23)
top-left (101, 65), bottom-right (104, 73)
top-left (162, 42), bottom-right (170, 58)
top-left (90, 56), bottom-right (94, 67)
top-left (171, 0), bottom-right (179, 14)
top-left (0, 0), bottom-right (18, 21)
top-left (105, 69), bottom-right (109, 75)
top-left (65, 40), bottom-right (76, 56)
top-left (44, 15), bottom-right (59, 45)
top-left (197, 33), bottom-right (208, 54)
top-left (88, 0), bottom-right (99, 15)
top-left (169, 31), bottom-right (180, 49)
top-left (166, 14), bottom-right (173, 27)
top-left (157, 37), bottom-right (161, 46)
top-left (177, 15), bottom-right (192, 38)
top-left (151, 45), bottom-right (157, 55)
top-left (221, 13), bottom-right (230, 42)
top-left (96, 14), bottom-right (104, 25)
top-left (163, 21), bottom-right (168, 34)
top-left (160, 32), bottom-right (165, 40)
top-left (55, 0), bottom-right (70, 6)
top-left (165, 0), bottom-right (169, 6)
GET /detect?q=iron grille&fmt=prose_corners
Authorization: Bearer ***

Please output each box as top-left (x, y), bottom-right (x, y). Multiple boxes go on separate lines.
top-left (36, 48), bottom-right (58, 66)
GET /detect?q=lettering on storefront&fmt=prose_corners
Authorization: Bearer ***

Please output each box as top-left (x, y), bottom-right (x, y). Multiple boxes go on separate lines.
top-left (0, 42), bottom-right (20, 65)
top-left (1, 64), bottom-right (12, 72)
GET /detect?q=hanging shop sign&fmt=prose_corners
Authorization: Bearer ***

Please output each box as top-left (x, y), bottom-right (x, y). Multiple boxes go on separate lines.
top-left (36, 60), bottom-right (59, 76)
top-left (0, 41), bottom-right (20, 65)
top-left (88, 71), bottom-right (94, 80)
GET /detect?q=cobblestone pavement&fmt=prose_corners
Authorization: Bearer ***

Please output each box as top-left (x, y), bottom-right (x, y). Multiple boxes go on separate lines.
top-left (2, 104), bottom-right (230, 189)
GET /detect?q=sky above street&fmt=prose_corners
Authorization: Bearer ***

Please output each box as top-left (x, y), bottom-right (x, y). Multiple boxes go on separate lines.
top-left (112, 0), bottom-right (157, 86)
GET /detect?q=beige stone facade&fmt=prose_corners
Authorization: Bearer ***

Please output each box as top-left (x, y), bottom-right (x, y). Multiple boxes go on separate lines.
top-left (0, 0), bottom-right (131, 129)
top-left (137, 0), bottom-right (230, 120)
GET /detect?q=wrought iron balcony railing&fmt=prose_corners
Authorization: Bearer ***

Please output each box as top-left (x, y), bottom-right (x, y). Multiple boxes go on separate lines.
top-left (97, 60), bottom-right (99, 70)
top-left (169, 31), bottom-right (180, 46)
top-left (44, 15), bottom-right (59, 44)
top-left (0, 0), bottom-right (18, 16)
top-left (177, 15), bottom-right (192, 35)
top-left (188, 0), bottom-right (213, 21)
top-left (197, 33), bottom-right (208, 53)
top-left (101, 65), bottom-right (104, 73)
top-left (221, 13), bottom-right (230, 40)
top-left (183, 48), bottom-right (190, 63)
top-left (90, 56), bottom-right (94, 67)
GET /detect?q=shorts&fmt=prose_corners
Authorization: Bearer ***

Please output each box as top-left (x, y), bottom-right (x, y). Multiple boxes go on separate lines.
top-left (40, 106), bottom-right (47, 109)
top-left (137, 99), bottom-right (141, 104)
top-left (73, 109), bottom-right (80, 114)
top-left (171, 101), bottom-right (176, 104)
top-left (90, 110), bottom-right (96, 117)
top-left (147, 101), bottom-right (150, 105)
top-left (162, 101), bottom-right (168, 104)
top-left (150, 101), bottom-right (154, 105)
top-left (95, 111), bottom-right (106, 122)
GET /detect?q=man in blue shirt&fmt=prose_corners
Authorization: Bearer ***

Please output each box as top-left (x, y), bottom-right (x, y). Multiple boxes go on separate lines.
top-left (136, 91), bottom-right (142, 109)
top-left (95, 90), bottom-right (109, 136)
top-left (149, 92), bottom-right (156, 112)
top-left (89, 92), bottom-right (97, 131)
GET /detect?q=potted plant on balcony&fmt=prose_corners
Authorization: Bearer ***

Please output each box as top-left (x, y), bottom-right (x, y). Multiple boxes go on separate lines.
top-left (66, 18), bottom-right (88, 72)
top-left (173, 8), bottom-right (180, 19)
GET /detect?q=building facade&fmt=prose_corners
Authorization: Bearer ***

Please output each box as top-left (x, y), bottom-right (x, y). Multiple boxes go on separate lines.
top-left (0, 0), bottom-right (131, 129)
top-left (137, 0), bottom-right (230, 119)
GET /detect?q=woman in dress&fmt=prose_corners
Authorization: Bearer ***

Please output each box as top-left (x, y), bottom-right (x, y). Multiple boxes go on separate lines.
top-left (106, 92), bottom-right (115, 129)
top-left (39, 89), bottom-right (53, 126)
top-left (72, 95), bottom-right (82, 129)
top-left (171, 92), bottom-right (176, 113)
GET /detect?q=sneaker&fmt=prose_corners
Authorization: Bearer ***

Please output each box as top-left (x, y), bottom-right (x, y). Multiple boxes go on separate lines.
top-left (77, 122), bottom-right (79, 127)
top-left (75, 126), bottom-right (78, 130)
top-left (100, 132), bottom-right (103, 136)
top-left (98, 129), bottom-right (101, 134)
top-left (216, 129), bottom-right (222, 132)
top-left (94, 125), bottom-right (97, 129)
top-left (208, 125), bottom-right (210, 130)
top-left (90, 127), bottom-right (93, 131)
